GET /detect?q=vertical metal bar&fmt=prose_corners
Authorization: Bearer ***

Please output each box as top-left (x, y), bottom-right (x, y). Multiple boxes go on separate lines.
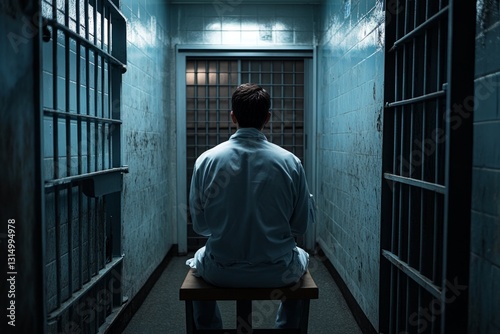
top-left (85, 0), bottom-right (92, 284)
top-left (64, 0), bottom-right (74, 299)
top-left (432, 15), bottom-right (442, 286)
top-left (396, 8), bottom-right (407, 330)
top-left (257, 60), bottom-right (263, 84)
top-left (205, 60), bottom-right (209, 151)
top-left (76, 0), bottom-right (84, 294)
top-left (93, 0), bottom-right (99, 278)
top-left (280, 61), bottom-right (284, 147)
top-left (442, 1), bottom-right (474, 331)
top-left (292, 61), bottom-right (296, 154)
top-left (93, 0), bottom-right (98, 173)
top-left (110, 0), bottom-right (125, 266)
top-left (101, 2), bottom-right (106, 174)
top-left (418, 0), bottom-right (430, 319)
top-left (100, 2), bottom-right (107, 274)
top-left (389, 110), bottom-right (398, 334)
top-left (193, 60), bottom-right (197, 160)
top-left (52, 0), bottom-right (62, 310)
top-left (216, 61), bottom-right (220, 143)
top-left (107, 5), bottom-right (112, 171)
top-left (237, 58), bottom-right (241, 87)
top-left (380, 0), bottom-right (400, 329)
top-left (269, 61), bottom-right (274, 142)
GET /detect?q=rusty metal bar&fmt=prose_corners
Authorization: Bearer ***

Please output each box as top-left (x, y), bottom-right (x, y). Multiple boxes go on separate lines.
top-left (390, 6), bottom-right (449, 51)
top-left (44, 108), bottom-right (122, 124)
top-left (45, 166), bottom-right (129, 188)
top-left (382, 250), bottom-right (441, 299)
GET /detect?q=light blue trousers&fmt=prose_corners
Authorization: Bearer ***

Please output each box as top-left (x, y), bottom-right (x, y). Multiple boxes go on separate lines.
top-left (186, 246), bottom-right (309, 329)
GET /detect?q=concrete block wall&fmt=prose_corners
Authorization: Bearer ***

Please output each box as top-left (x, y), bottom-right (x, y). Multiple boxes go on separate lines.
top-left (315, 0), bottom-right (384, 329)
top-left (169, 3), bottom-right (317, 46)
top-left (469, 2), bottom-right (500, 333)
top-left (119, 0), bottom-right (176, 301)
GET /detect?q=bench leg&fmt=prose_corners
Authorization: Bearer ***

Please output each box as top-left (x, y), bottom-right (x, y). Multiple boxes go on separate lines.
top-left (236, 300), bottom-right (252, 332)
top-left (298, 299), bottom-right (311, 334)
top-left (185, 301), bottom-right (195, 334)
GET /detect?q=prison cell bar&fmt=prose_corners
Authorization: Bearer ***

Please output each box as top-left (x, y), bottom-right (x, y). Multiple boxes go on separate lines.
top-left (43, 0), bottom-right (126, 331)
top-left (384, 1), bottom-right (466, 332)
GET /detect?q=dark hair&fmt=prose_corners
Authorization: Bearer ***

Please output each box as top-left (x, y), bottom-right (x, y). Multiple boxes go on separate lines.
top-left (231, 83), bottom-right (270, 129)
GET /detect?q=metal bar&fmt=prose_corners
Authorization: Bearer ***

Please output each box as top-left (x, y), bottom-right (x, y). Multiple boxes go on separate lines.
top-left (47, 256), bottom-right (123, 321)
top-left (280, 62), bottom-right (284, 147)
top-left (382, 250), bottom-right (441, 299)
top-left (384, 173), bottom-right (446, 194)
top-left (45, 19), bottom-right (126, 73)
top-left (385, 89), bottom-right (445, 108)
top-left (390, 6), bottom-right (449, 51)
top-left (269, 61), bottom-right (274, 141)
top-left (216, 61), bottom-right (220, 143)
top-left (442, 4), bottom-right (474, 330)
top-left (65, 0), bottom-right (71, 178)
top-left (64, 0), bottom-right (75, 299)
top-left (45, 166), bottom-right (129, 188)
top-left (51, 0), bottom-right (62, 311)
top-left (99, 2), bottom-right (106, 295)
top-left (396, 23), bottom-right (408, 329)
top-left (76, 0), bottom-right (84, 294)
top-left (44, 108), bottom-right (122, 124)
top-left (93, 197), bottom-right (98, 283)
top-left (106, 5), bottom-right (111, 170)
top-left (204, 60), bottom-right (208, 151)
top-left (88, 0), bottom-right (125, 20)
top-left (101, 3), bottom-right (106, 173)
top-left (93, 0), bottom-right (98, 176)
top-left (292, 61), bottom-right (296, 154)
top-left (84, 0), bottom-right (92, 286)
top-left (432, 21), bottom-right (441, 285)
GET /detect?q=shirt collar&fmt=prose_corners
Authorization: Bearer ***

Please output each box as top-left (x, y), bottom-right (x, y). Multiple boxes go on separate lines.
top-left (230, 128), bottom-right (268, 141)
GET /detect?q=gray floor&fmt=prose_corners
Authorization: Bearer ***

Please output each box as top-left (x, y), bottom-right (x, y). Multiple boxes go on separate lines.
top-left (122, 254), bottom-right (363, 334)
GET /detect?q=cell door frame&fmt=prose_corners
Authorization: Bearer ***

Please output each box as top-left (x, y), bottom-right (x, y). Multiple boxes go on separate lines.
top-left (379, 1), bottom-right (475, 333)
top-left (175, 45), bottom-right (317, 254)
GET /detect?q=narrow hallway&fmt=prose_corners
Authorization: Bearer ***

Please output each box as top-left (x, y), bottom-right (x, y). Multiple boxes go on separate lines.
top-left (122, 253), bottom-right (362, 334)
top-left (2, 0), bottom-right (499, 333)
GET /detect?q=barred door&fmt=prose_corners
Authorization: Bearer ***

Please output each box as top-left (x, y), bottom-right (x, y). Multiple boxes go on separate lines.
top-left (41, 0), bottom-right (127, 332)
top-left (185, 57), bottom-right (306, 251)
top-left (379, 1), bottom-right (475, 333)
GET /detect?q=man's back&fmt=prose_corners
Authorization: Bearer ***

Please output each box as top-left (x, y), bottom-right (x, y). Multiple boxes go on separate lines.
top-left (189, 128), bottom-right (309, 266)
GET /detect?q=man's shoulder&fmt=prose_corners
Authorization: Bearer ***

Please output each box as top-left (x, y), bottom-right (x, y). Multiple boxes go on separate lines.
top-left (196, 141), bottom-right (232, 162)
top-left (264, 141), bottom-right (301, 162)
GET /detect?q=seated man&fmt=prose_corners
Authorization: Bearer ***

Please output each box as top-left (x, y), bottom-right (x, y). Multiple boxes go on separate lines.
top-left (187, 83), bottom-right (315, 329)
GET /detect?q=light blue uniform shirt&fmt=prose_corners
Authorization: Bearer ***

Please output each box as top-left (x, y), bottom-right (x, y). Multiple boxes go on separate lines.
top-left (189, 128), bottom-right (314, 269)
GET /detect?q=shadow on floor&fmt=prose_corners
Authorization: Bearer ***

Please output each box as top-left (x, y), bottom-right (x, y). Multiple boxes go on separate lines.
top-left (122, 254), bottom-right (362, 334)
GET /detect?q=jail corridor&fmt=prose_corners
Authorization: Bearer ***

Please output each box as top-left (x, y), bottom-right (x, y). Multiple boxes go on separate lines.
top-left (1, 0), bottom-right (499, 334)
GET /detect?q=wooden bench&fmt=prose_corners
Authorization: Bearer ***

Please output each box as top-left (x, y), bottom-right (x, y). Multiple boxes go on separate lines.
top-left (179, 268), bottom-right (319, 334)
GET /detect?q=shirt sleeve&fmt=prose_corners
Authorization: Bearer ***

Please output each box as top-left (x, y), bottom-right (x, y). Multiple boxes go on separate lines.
top-left (289, 161), bottom-right (313, 235)
top-left (189, 164), bottom-right (211, 236)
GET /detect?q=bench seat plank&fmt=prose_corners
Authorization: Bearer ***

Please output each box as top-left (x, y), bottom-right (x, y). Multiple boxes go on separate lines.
top-left (179, 269), bottom-right (319, 301)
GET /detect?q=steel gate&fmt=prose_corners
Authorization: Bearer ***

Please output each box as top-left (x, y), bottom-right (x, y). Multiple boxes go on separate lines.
top-left (380, 1), bottom-right (475, 333)
top-left (41, 0), bottom-right (127, 332)
top-left (185, 58), bottom-right (306, 251)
